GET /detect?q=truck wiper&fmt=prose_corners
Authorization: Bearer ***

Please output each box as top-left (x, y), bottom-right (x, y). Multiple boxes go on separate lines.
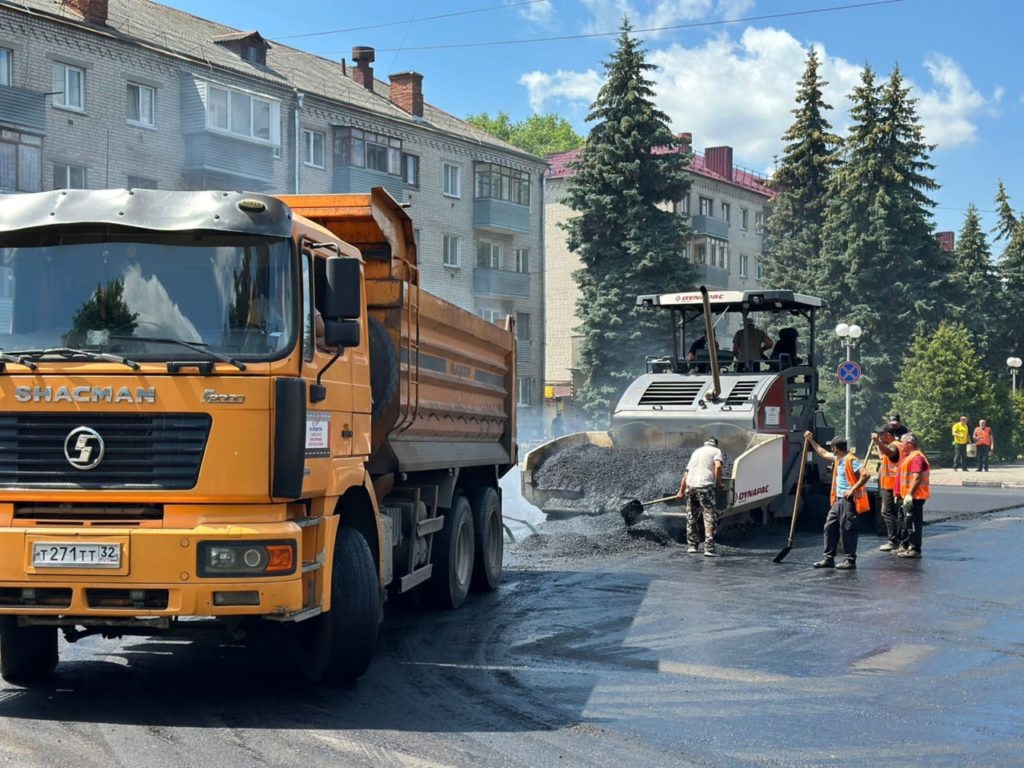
top-left (0, 351), bottom-right (39, 371)
top-left (111, 336), bottom-right (246, 371)
top-left (10, 347), bottom-right (140, 370)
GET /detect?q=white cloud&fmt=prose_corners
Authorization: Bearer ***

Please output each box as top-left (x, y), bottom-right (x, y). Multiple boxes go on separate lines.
top-left (519, 68), bottom-right (604, 114)
top-left (580, 0), bottom-right (754, 36)
top-left (914, 53), bottom-right (1001, 150)
top-left (513, 0), bottom-right (555, 25)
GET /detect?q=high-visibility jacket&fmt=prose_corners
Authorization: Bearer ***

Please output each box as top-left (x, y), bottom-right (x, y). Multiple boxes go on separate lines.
top-left (973, 426), bottom-right (993, 447)
top-left (879, 447), bottom-right (899, 491)
top-left (830, 453), bottom-right (870, 513)
top-left (896, 450), bottom-right (931, 500)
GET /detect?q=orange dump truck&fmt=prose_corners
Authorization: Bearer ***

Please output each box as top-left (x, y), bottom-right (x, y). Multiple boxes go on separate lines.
top-left (0, 187), bottom-right (516, 685)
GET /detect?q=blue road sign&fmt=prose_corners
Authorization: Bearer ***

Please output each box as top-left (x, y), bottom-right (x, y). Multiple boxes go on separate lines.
top-left (837, 360), bottom-right (861, 384)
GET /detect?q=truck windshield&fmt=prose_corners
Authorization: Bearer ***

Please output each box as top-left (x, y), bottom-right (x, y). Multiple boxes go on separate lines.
top-left (0, 230), bottom-right (295, 362)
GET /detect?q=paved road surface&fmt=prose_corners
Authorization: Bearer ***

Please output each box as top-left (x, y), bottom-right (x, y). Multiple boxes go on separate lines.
top-left (0, 486), bottom-right (1021, 767)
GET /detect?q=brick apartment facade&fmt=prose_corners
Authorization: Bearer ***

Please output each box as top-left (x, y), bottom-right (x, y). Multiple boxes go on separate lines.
top-left (544, 137), bottom-right (775, 428)
top-left (0, 0), bottom-right (547, 437)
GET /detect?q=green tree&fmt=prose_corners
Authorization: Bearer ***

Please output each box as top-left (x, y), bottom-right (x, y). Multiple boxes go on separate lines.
top-left (562, 19), bottom-right (694, 421)
top-left (63, 279), bottom-right (137, 346)
top-left (892, 322), bottom-right (998, 466)
top-left (763, 48), bottom-right (841, 294)
top-left (465, 111), bottom-right (584, 156)
top-left (997, 215), bottom-right (1024, 361)
top-left (949, 204), bottom-right (1002, 367)
top-left (992, 180), bottom-right (1017, 243)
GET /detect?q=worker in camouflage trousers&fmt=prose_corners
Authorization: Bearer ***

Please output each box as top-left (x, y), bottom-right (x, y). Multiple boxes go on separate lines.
top-left (677, 436), bottom-right (725, 557)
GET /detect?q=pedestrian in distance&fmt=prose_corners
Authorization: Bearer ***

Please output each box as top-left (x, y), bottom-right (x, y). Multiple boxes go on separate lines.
top-left (677, 436), bottom-right (725, 557)
top-left (871, 426), bottom-right (903, 551)
top-left (894, 433), bottom-right (930, 558)
top-left (951, 415), bottom-right (970, 471)
top-left (973, 419), bottom-right (994, 472)
top-left (805, 432), bottom-right (871, 570)
top-left (551, 411), bottom-right (566, 438)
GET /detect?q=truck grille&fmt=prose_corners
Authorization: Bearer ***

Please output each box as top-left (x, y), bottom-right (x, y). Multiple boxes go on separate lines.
top-left (0, 413), bottom-right (211, 490)
top-left (638, 381), bottom-right (705, 406)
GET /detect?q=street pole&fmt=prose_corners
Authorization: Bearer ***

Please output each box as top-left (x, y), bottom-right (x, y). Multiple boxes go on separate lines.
top-left (844, 338), bottom-right (851, 441)
top-left (836, 323), bottom-right (862, 447)
top-left (1009, 357), bottom-right (1022, 396)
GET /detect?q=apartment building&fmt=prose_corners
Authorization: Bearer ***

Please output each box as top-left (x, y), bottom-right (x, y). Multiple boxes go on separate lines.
top-left (543, 135), bottom-right (775, 422)
top-left (0, 0), bottom-right (547, 436)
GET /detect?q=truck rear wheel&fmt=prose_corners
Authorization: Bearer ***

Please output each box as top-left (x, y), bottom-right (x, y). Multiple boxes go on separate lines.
top-left (470, 486), bottom-right (503, 592)
top-left (300, 527), bottom-right (380, 684)
top-left (0, 617), bottom-right (58, 686)
top-left (425, 494), bottom-right (475, 609)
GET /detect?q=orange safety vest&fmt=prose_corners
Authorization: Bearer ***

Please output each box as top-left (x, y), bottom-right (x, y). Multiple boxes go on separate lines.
top-left (897, 449), bottom-right (931, 500)
top-left (973, 426), bottom-right (992, 447)
top-left (879, 447), bottom-right (899, 491)
top-left (830, 453), bottom-right (871, 513)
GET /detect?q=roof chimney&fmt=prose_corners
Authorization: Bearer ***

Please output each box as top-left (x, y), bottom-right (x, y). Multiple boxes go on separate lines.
top-left (705, 146), bottom-right (734, 182)
top-left (352, 46), bottom-right (375, 92)
top-left (676, 132), bottom-right (692, 154)
top-left (389, 72), bottom-right (424, 117)
top-left (65, 0), bottom-right (109, 25)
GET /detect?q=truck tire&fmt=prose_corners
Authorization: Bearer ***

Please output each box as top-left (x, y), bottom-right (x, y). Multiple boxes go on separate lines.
top-left (368, 315), bottom-right (398, 422)
top-left (0, 617), bottom-right (58, 686)
top-left (424, 494), bottom-right (475, 609)
top-left (300, 527), bottom-right (380, 685)
top-left (470, 485), bottom-right (503, 592)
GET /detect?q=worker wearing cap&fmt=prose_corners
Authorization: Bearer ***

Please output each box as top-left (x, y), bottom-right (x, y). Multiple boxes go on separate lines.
top-left (871, 426), bottom-right (902, 551)
top-left (805, 432), bottom-right (871, 570)
top-left (887, 413), bottom-right (908, 440)
top-left (677, 437), bottom-right (725, 557)
top-left (894, 433), bottom-right (930, 558)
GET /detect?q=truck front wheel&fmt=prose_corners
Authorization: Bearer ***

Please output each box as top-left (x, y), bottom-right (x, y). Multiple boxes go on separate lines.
top-left (425, 494), bottom-right (475, 609)
top-left (0, 617), bottom-right (58, 686)
top-left (470, 485), bottom-right (503, 592)
top-left (300, 526), bottom-right (381, 685)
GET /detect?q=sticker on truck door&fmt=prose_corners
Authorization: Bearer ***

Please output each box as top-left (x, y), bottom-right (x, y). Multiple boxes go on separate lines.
top-left (306, 412), bottom-right (331, 458)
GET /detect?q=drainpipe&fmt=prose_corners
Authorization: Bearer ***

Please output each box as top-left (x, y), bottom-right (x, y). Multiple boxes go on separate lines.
top-left (294, 91), bottom-right (304, 194)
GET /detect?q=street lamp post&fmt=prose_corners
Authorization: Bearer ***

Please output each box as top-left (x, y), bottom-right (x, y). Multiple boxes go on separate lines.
top-left (1009, 356), bottom-right (1022, 396)
top-left (835, 322), bottom-right (863, 444)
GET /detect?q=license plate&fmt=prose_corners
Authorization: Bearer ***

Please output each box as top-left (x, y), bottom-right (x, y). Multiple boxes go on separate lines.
top-left (32, 542), bottom-right (121, 568)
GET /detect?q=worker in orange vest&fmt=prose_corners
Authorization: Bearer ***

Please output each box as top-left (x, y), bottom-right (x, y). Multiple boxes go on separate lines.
top-left (871, 426), bottom-right (902, 551)
top-left (972, 419), bottom-right (994, 472)
top-left (805, 432), bottom-right (871, 570)
top-left (894, 433), bottom-right (930, 558)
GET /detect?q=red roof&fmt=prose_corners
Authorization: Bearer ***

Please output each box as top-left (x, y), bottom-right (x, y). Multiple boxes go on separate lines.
top-left (546, 146), bottom-right (775, 198)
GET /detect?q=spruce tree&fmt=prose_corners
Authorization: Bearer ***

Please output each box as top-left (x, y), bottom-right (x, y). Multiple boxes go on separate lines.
top-left (763, 48), bottom-right (840, 295)
top-left (992, 180), bottom-right (1017, 243)
top-left (998, 216), bottom-right (1024, 361)
top-left (562, 19), bottom-right (693, 422)
top-left (950, 204), bottom-right (1001, 367)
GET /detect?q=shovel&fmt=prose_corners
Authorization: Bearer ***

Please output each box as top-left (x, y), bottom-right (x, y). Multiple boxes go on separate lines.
top-left (619, 495), bottom-right (681, 527)
top-left (773, 433), bottom-right (811, 563)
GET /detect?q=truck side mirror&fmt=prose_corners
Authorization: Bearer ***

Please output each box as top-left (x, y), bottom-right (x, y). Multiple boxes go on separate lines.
top-left (324, 318), bottom-right (360, 349)
top-left (324, 256), bottom-right (362, 320)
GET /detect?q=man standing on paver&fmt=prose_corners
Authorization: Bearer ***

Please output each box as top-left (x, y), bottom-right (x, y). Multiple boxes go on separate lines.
top-left (973, 419), bottom-right (994, 472)
top-left (894, 433), bottom-right (930, 559)
top-left (677, 437), bottom-right (725, 557)
top-left (806, 433), bottom-right (871, 570)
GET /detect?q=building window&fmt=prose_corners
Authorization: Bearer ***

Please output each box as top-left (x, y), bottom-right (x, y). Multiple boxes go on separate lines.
top-left (720, 202), bottom-right (730, 223)
top-left (516, 312), bottom-right (530, 341)
top-left (514, 248), bottom-right (529, 273)
top-left (402, 153), bottom-right (419, 187)
top-left (517, 376), bottom-right (534, 407)
top-left (739, 253), bottom-right (748, 278)
top-left (0, 48), bottom-right (11, 87)
top-left (756, 258), bottom-right (764, 280)
top-left (740, 208), bottom-right (749, 230)
top-left (442, 234), bottom-right (460, 267)
top-left (476, 240), bottom-right (502, 269)
top-left (709, 239), bottom-right (729, 269)
top-left (477, 307), bottom-right (505, 325)
top-left (334, 127), bottom-right (399, 174)
top-left (53, 163), bottom-right (86, 189)
top-left (127, 175), bottom-right (157, 189)
top-left (0, 131), bottom-right (42, 193)
top-left (126, 83), bottom-right (155, 127)
top-left (693, 243), bottom-right (706, 265)
top-left (755, 211), bottom-right (765, 234)
top-left (474, 163), bottom-right (530, 206)
top-left (443, 163), bottom-right (461, 197)
top-left (52, 62), bottom-right (85, 111)
top-left (674, 195), bottom-right (690, 215)
top-left (303, 129), bottom-right (325, 168)
top-left (699, 196), bottom-right (712, 216)
top-left (206, 83), bottom-right (279, 144)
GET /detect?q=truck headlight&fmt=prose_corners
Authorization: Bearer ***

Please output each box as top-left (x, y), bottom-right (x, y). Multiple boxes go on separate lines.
top-left (197, 541), bottom-right (296, 577)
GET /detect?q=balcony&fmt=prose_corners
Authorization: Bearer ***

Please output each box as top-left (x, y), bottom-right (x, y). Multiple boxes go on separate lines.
top-left (332, 166), bottom-right (403, 199)
top-left (473, 267), bottom-right (531, 299)
top-left (690, 214), bottom-right (729, 239)
top-left (0, 85), bottom-right (46, 133)
top-left (184, 133), bottom-right (275, 191)
top-left (474, 198), bottom-right (530, 234)
top-left (691, 263), bottom-right (730, 289)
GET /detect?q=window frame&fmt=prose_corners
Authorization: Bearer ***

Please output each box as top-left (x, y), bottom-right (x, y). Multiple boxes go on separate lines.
top-left (740, 208), bottom-right (749, 230)
top-left (514, 248), bottom-right (529, 274)
top-left (53, 162), bottom-right (87, 190)
top-left (402, 152), bottom-right (419, 187)
top-left (720, 202), bottom-right (731, 223)
top-left (739, 253), bottom-right (748, 278)
top-left (699, 196), bottom-right (712, 217)
top-left (126, 175), bottom-right (158, 189)
top-left (754, 211), bottom-right (765, 234)
top-left (335, 127), bottom-right (400, 175)
top-left (205, 83), bottom-right (280, 145)
top-left (474, 162), bottom-right (530, 206)
top-left (442, 234), bottom-right (460, 268)
top-left (303, 129), bottom-right (325, 168)
top-left (443, 162), bottom-right (461, 198)
top-left (516, 312), bottom-right (530, 341)
top-left (52, 61), bottom-right (85, 112)
top-left (516, 376), bottom-right (533, 407)
top-left (0, 131), bottom-right (42, 193)
top-left (126, 82), bottom-right (156, 128)
top-left (0, 48), bottom-right (11, 87)
top-left (476, 240), bottom-right (502, 269)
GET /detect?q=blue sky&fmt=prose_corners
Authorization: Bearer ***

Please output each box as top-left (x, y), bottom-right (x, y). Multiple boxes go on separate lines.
top-left (162, 0), bottom-right (1021, 242)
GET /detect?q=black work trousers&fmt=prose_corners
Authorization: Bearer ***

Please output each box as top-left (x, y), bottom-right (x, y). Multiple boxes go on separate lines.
top-left (952, 443), bottom-right (967, 469)
top-left (905, 497), bottom-right (925, 552)
top-left (879, 487), bottom-right (899, 545)
top-left (976, 445), bottom-right (991, 471)
top-left (823, 497), bottom-right (858, 560)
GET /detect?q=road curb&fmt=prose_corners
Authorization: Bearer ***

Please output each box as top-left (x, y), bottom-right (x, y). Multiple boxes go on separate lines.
top-left (961, 481), bottom-right (1024, 489)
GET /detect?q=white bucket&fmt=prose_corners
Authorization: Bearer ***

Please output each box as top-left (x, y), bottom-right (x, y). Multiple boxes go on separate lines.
top-left (966, 443), bottom-right (977, 458)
